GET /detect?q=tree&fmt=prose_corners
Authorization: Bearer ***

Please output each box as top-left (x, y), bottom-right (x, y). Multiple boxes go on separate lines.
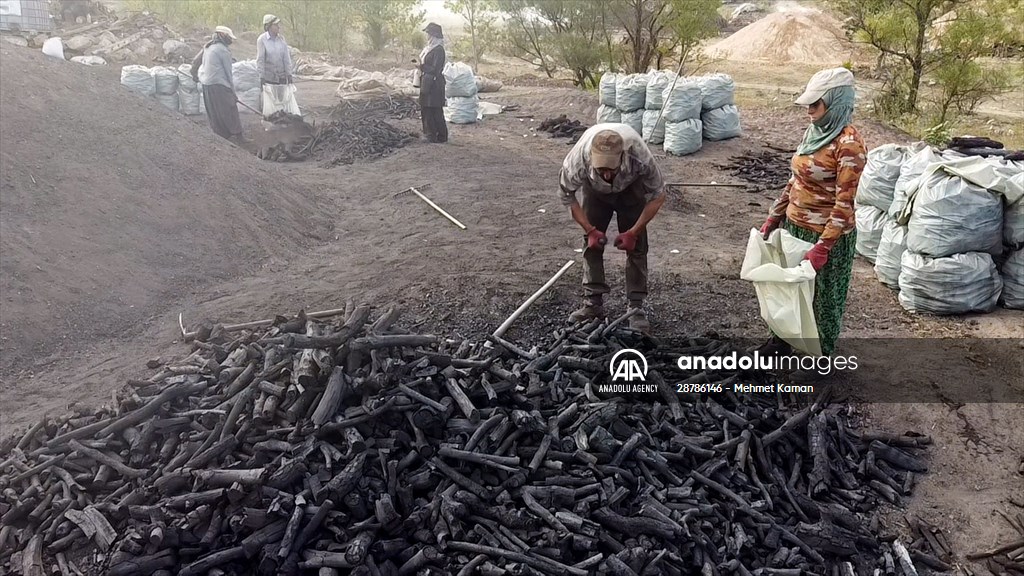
top-left (829, 0), bottom-right (950, 113)
top-left (662, 0), bottom-right (721, 72)
top-left (351, 0), bottom-right (423, 52)
top-left (445, 0), bottom-right (498, 73)
top-left (929, 9), bottom-right (1011, 123)
top-left (830, 0), bottom-right (1012, 117)
top-left (606, 0), bottom-right (720, 73)
top-left (495, 0), bottom-right (563, 78)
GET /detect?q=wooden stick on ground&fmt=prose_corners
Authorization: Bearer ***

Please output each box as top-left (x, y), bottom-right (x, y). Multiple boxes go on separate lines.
top-left (398, 186), bottom-right (467, 230)
top-left (493, 260), bottom-right (576, 338)
top-left (666, 182), bottom-right (748, 188)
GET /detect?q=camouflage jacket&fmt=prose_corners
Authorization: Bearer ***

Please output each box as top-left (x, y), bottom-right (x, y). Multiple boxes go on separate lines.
top-left (769, 125), bottom-right (867, 245)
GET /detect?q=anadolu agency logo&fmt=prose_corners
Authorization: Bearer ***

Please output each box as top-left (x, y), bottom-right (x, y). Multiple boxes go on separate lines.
top-left (610, 348), bottom-right (648, 382)
top-left (602, 349), bottom-right (657, 393)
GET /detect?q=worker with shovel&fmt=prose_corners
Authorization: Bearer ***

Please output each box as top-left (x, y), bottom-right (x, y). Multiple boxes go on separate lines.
top-left (257, 14), bottom-right (300, 118)
top-left (190, 26), bottom-right (248, 147)
top-left (559, 124), bottom-right (667, 333)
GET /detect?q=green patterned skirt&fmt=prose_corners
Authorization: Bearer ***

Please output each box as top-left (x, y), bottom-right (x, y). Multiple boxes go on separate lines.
top-left (778, 222), bottom-right (857, 356)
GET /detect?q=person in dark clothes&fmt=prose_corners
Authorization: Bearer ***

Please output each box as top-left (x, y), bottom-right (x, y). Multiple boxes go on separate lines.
top-left (416, 22), bottom-right (448, 143)
top-left (190, 26), bottom-right (248, 146)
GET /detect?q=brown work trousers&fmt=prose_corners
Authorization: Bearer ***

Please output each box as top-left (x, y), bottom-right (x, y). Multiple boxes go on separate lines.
top-left (581, 182), bottom-right (649, 306)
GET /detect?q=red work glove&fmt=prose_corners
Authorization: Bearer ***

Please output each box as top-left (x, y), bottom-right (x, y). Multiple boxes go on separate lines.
top-left (804, 241), bottom-right (832, 271)
top-left (760, 216), bottom-right (782, 240)
top-left (614, 230), bottom-right (638, 252)
top-left (586, 228), bottom-right (607, 249)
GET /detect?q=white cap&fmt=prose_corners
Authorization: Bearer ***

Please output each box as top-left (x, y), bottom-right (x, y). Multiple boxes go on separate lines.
top-left (263, 14), bottom-right (280, 26)
top-left (795, 67), bottom-right (854, 105)
top-left (215, 25), bottom-right (236, 40)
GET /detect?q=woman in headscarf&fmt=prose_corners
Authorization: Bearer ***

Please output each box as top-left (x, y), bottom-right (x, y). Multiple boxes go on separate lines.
top-left (757, 68), bottom-right (867, 370)
top-left (417, 22), bottom-right (448, 143)
top-left (190, 26), bottom-right (247, 145)
top-left (257, 14), bottom-right (300, 117)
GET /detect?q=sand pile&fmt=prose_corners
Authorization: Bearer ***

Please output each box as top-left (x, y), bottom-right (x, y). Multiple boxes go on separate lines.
top-left (706, 9), bottom-right (860, 64)
top-left (0, 47), bottom-right (332, 375)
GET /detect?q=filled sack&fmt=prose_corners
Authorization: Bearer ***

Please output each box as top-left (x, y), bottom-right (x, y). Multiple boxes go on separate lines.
top-left (854, 204), bottom-right (888, 262)
top-left (701, 105), bottom-right (741, 141)
top-left (905, 172), bottom-right (1003, 258)
top-left (874, 220), bottom-right (908, 291)
top-left (857, 144), bottom-right (906, 212)
top-left (663, 119), bottom-right (702, 156)
top-left (898, 251), bottom-right (1002, 314)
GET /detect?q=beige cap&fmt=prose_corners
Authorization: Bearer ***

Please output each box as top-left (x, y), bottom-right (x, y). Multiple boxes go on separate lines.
top-left (263, 14), bottom-right (280, 26)
top-left (215, 25), bottom-right (236, 40)
top-left (795, 67), bottom-right (854, 105)
top-left (591, 130), bottom-right (624, 169)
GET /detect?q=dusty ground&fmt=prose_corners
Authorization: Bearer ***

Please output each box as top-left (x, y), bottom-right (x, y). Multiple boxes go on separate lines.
top-left (0, 47), bottom-right (332, 378)
top-left (1, 47), bottom-right (1022, 573)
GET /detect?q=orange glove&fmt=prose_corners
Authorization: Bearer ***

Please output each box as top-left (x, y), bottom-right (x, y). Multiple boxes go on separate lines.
top-left (804, 241), bottom-right (833, 271)
top-left (614, 231), bottom-right (638, 252)
top-left (760, 216), bottom-right (782, 240)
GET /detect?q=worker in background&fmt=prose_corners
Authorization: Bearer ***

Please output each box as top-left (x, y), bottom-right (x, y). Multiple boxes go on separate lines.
top-left (757, 67), bottom-right (867, 375)
top-left (416, 22), bottom-right (448, 143)
top-left (559, 124), bottom-right (667, 333)
top-left (257, 14), bottom-right (300, 117)
top-left (190, 26), bottom-right (248, 146)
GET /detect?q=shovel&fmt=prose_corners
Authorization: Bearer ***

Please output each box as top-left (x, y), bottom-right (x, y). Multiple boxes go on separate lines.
top-left (234, 97), bottom-right (265, 117)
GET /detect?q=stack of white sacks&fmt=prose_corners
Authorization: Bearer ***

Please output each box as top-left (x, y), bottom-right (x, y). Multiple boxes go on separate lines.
top-left (615, 73), bottom-right (648, 136)
top-left (641, 71), bottom-right (675, 145)
top-left (595, 71), bottom-right (739, 155)
top-left (119, 64), bottom-right (204, 116)
top-left (232, 60), bottom-right (261, 114)
top-left (151, 67), bottom-right (181, 112)
top-left (176, 63), bottom-right (205, 116)
top-left (662, 77), bottom-right (703, 156)
top-left (444, 62), bottom-right (479, 124)
top-left (120, 65), bottom-right (156, 98)
top-left (698, 73), bottom-right (741, 141)
top-left (597, 74), bottom-right (620, 123)
top-left (859, 142), bottom-right (1024, 314)
top-left (1002, 195), bottom-right (1024, 309)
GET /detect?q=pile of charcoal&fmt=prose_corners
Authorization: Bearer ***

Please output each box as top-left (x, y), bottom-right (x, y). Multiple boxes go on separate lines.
top-left (298, 119), bottom-right (415, 168)
top-left (944, 136), bottom-right (1024, 161)
top-left (326, 96), bottom-right (420, 123)
top-left (718, 150), bottom-right (792, 192)
top-left (1, 305), bottom-right (951, 576)
top-left (539, 116), bottom-right (589, 144)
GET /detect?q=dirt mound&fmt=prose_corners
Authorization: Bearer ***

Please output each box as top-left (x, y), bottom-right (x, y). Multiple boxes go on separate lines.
top-left (706, 8), bottom-right (861, 64)
top-left (0, 46), bottom-right (332, 376)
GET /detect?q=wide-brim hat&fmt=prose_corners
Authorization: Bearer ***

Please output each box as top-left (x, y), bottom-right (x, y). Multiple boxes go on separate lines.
top-left (795, 67), bottom-right (854, 106)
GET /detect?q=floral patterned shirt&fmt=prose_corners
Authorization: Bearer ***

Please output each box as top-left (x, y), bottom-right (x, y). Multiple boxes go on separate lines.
top-left (769, 125), bottom-right (867, 245)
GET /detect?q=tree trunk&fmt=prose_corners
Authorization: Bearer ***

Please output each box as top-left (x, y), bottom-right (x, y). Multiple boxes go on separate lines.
top-left (907, 11), bottom-right (928, 112)
top-left (470, 6), bottom-right (479, 74)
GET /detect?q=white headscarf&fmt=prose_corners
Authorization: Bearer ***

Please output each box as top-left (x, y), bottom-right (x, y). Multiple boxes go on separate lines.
top-left (419, 36), bottom-right (444, 63)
